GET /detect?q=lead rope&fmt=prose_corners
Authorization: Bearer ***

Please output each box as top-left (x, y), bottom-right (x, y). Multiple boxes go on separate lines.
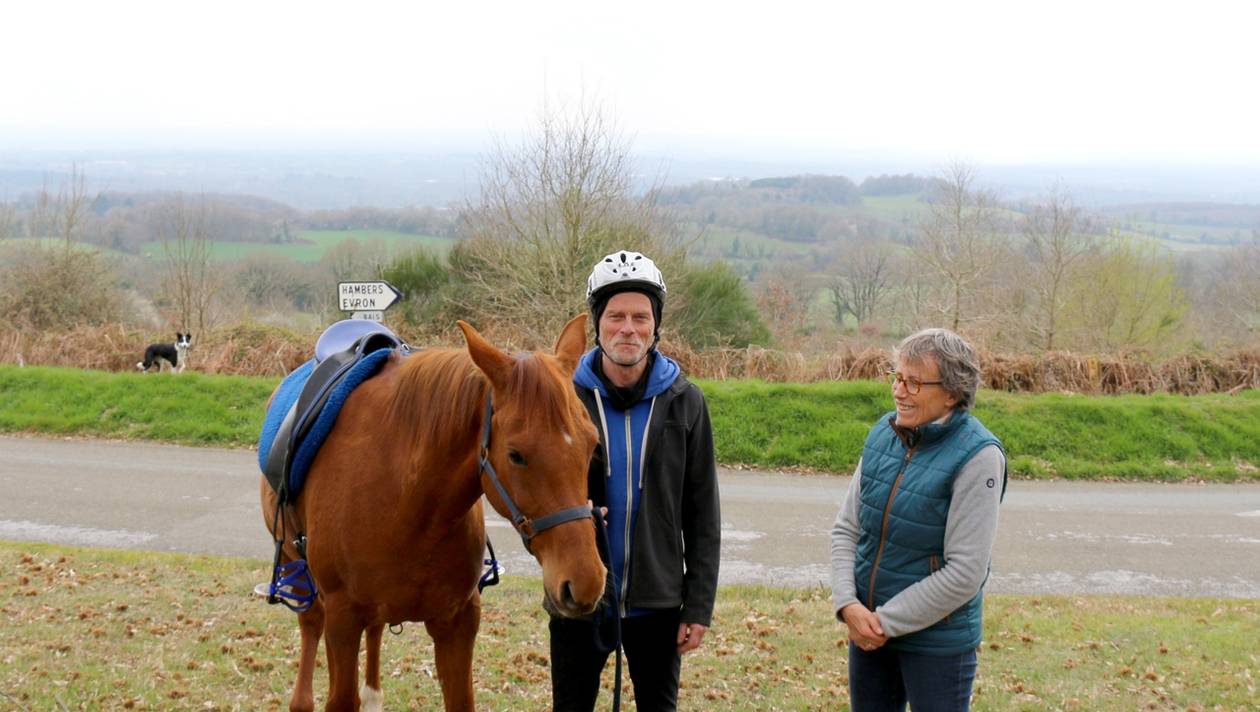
top-left (592, 506), bottom-right (623, 712)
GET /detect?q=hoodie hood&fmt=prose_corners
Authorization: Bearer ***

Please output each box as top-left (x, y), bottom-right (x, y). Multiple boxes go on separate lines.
top-left (575, 347), bottom-right (680, 401)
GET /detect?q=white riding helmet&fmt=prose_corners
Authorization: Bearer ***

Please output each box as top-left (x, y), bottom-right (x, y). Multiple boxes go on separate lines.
top-left (585, 250), bottom-right (667, 307)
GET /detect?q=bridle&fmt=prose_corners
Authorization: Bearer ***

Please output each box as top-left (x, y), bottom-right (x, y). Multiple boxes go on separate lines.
top-left (478, 395), bottom-right (592, 553)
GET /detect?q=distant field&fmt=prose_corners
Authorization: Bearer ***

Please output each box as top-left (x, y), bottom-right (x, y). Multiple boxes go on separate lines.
top-left (0, 237), bottom-right (127, 257)
top-left (856, 194), bottom-right (926, 222)
top-left (2, 231), bottom-right (457, 264)
top-left (137, 229), bottom-right (456, 263)
top-left (1124, 220), bottom-right (1253, 245)
top-left (1110, 228), bottom-right (1232, 254)
top-left (688, 223), bottom-right (816, 261)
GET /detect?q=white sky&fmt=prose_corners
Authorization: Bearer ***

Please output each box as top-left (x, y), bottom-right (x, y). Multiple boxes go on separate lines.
top-left (3, 0), bottom-right (1258, 164)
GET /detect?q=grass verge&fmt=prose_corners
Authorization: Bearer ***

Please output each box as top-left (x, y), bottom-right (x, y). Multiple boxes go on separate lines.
top-left (1, 542), bottom-right (1255, 711)
top-left (699, 379), bottom-right (1260, 481)
top-left (2, 365), bottom-right (1260, 481)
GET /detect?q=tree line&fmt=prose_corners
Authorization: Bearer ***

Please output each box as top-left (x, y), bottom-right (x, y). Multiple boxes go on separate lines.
top-left (1, 106), bottom-right (1258, 358)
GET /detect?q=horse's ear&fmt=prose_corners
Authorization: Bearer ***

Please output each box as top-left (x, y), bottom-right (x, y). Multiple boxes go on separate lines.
top-left (458, 320), bottom-right (512, 391)
top-left (553, 314), bottom-right (587, 375)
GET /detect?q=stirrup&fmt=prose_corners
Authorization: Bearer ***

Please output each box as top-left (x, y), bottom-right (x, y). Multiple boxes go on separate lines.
top-left (258, 559), bottom-right (318, 613)
top-left (479, 537), bottom-right (505, 593)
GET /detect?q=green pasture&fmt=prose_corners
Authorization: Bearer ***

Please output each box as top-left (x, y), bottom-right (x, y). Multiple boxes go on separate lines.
top-left (135, 229), bottom-right (456, 263)
top-left (857, 194), bottom-right (927, 223)
top-left (1, 542), bottom-right (1256, 710)
top-left (1124, 220), bottom-right (1251, 245)
top-left (2, 365), bottom-right (1259, 482)
top-left (687, 223), bottom-right (816, 259)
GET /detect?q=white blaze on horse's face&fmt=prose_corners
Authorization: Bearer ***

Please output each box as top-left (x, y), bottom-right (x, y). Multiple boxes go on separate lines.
top-left (460, 315), bottom-right (607, 617)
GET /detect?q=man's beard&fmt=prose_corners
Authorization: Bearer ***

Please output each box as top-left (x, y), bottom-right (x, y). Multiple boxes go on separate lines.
top-left (607, 340), bottom-right (648, 366)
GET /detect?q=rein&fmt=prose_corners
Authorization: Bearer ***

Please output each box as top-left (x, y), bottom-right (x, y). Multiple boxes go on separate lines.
top-left (478, 395), bottom-right (593, 553)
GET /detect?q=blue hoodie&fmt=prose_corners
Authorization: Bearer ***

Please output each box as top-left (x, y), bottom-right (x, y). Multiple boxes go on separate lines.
top-left (573, 347), bottom-right (680, 614)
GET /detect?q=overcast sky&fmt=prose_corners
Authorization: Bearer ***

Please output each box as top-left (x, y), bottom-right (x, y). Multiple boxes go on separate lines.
top-left (4, 0), bottom-right (1258, 165)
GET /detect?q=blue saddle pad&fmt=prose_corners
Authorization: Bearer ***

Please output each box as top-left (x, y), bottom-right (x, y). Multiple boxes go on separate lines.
top-left (257, 348), bottom-right (393, 498)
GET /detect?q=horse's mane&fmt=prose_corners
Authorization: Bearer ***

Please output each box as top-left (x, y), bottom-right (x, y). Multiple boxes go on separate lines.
top-left (387, 347), bottom-right (579, 455)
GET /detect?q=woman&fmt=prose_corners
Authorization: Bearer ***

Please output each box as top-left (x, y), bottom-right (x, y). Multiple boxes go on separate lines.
top-left (831, 328), bottom-right (1006, 712)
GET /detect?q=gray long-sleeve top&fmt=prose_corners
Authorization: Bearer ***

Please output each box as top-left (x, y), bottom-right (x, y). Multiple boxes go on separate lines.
top-left (830, 445), bottom-right (1005, 638)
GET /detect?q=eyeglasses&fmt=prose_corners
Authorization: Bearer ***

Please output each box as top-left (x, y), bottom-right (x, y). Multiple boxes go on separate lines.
top-left (887, 370), bottom-right (944, 395)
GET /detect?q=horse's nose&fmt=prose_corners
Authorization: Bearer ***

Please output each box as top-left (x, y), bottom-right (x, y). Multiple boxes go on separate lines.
top-left (560, 581), bottom-right (578, 610)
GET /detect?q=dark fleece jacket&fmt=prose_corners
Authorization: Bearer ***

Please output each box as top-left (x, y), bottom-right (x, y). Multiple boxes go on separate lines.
top-left (573, 348), bottom-right (721, 626)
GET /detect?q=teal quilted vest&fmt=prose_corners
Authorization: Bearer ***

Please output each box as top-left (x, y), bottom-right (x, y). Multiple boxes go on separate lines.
top-left (854, 410), bottom-right (1003, 655)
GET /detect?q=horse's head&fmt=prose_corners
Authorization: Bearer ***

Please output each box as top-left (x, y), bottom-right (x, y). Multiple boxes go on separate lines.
top-left (458, 315), bottom-right (606, 617)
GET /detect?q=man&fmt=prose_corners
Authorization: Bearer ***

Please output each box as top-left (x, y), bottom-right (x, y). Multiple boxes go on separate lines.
top-left (549, 250), bottom-right (721, 712)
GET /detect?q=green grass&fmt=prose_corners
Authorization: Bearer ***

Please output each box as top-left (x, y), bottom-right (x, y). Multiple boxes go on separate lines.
top-left (697, 379), bottom-right (1260, 481)
top-left (2, 365), bottom-right (1259, 482)
top-left (0, 366), bottom-right (273, 446)
top-left (1, 542), bottom-right (1255, 711)
top-left (135, 230), bottom-right (456, 263)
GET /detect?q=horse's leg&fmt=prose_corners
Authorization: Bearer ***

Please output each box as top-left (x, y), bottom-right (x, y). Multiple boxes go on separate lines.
top-left (288, 596), bottom-right (324, 712)
top-left (423, 594), bottom-right (481, 712)
top-left (322, 599), bottom-right (365, 712)
top-left (360, 624), bottom-right (384, 712)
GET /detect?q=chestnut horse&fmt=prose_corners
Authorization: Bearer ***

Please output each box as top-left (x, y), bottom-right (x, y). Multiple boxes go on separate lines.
top-left (260, 316), bottom-right (606, 711)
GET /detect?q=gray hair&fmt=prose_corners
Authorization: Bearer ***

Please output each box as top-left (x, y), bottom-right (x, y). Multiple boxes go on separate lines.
top-left (893, 328), bottom-right (982, 411)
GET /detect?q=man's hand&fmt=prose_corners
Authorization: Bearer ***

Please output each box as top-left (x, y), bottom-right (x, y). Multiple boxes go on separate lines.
top-left (676, 622), bottom-right (708, 654)
top-left (839, 603), bottom-right (887, 651)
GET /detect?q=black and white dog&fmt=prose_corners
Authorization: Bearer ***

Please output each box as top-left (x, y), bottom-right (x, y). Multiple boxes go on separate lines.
top-left (137, 332), bottom-right (193, 373)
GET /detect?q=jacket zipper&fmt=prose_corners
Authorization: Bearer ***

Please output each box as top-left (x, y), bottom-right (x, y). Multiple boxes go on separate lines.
top-left (620, 413), bottom-right (633, 617)
top-left (637, 397), bottom-right (656, 496)
top-left (867, 448), bottom-right (915, 609)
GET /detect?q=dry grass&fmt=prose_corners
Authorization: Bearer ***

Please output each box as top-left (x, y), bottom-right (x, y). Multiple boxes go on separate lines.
top-left (2, 543), bottom-right (1257, 711)
top-left (2, 323), bottom-right (1259, 393)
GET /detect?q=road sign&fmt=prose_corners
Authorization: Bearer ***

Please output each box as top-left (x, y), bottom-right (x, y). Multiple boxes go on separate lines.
top-left (351, 311), bottom-right (384, 322)
top-left (337, 281), bottom-right (401, 312)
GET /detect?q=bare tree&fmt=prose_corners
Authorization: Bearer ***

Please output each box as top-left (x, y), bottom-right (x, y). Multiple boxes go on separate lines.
top-left (754, 265), bottom-right (817, 346)
top-left (0, 199), bottom-right (17, 239)
top-left (915, 163), bottom-right (1003, 331)
top-left (1066, 234), bottom-right (1186, 351)
top-left (1210, 240), bottom-right (1260, 340)
top-left (26, 181), bottom-right (56, 238)
top-left (21, 166), bottom-right (95, 243)
top-left (1023, 186), bottom-right (1098, 350)
top-left (0, 168), bottom-right (119, 328)
top-left (826, 239), bottom-right (895, 327)
top-left (155, 195), bottom-right (220, 333)
top-left (453, 98), bottom-right (681, 345)
top-left (54, 166), bottom-right (93, 247)
top-left (319, 237), bottom-right (391, 283)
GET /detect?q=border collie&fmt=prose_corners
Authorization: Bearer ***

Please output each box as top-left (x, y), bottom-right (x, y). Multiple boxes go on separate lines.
top-left (137, 332), bottom-right (192, 373)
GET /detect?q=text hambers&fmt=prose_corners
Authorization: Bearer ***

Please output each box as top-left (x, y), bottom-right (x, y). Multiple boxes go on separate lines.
top-left (337, 281), bottom-right (401, 312)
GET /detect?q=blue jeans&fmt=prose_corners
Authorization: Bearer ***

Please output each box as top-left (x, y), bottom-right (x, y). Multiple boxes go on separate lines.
top-left (848, 642), bottom-right (977, 712)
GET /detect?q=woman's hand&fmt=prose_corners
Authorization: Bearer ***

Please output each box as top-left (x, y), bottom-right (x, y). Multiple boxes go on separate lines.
top-left (839, 603), bottom-right (887, 651)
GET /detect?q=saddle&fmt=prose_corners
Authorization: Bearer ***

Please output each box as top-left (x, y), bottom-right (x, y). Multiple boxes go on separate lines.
top-left (259, 320), bottom-right (407, 504)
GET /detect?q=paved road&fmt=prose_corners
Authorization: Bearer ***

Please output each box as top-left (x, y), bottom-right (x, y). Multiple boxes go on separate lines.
top-left (2, 435), bottom-right (1258, 597)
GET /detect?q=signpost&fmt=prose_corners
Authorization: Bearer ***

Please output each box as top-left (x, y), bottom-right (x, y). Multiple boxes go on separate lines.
top-left (337, 281), bottom-right (401, 322)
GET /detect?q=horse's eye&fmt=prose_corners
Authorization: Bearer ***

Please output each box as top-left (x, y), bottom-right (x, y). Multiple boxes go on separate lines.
top-left (508, 450), bottom-right (527, 467)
